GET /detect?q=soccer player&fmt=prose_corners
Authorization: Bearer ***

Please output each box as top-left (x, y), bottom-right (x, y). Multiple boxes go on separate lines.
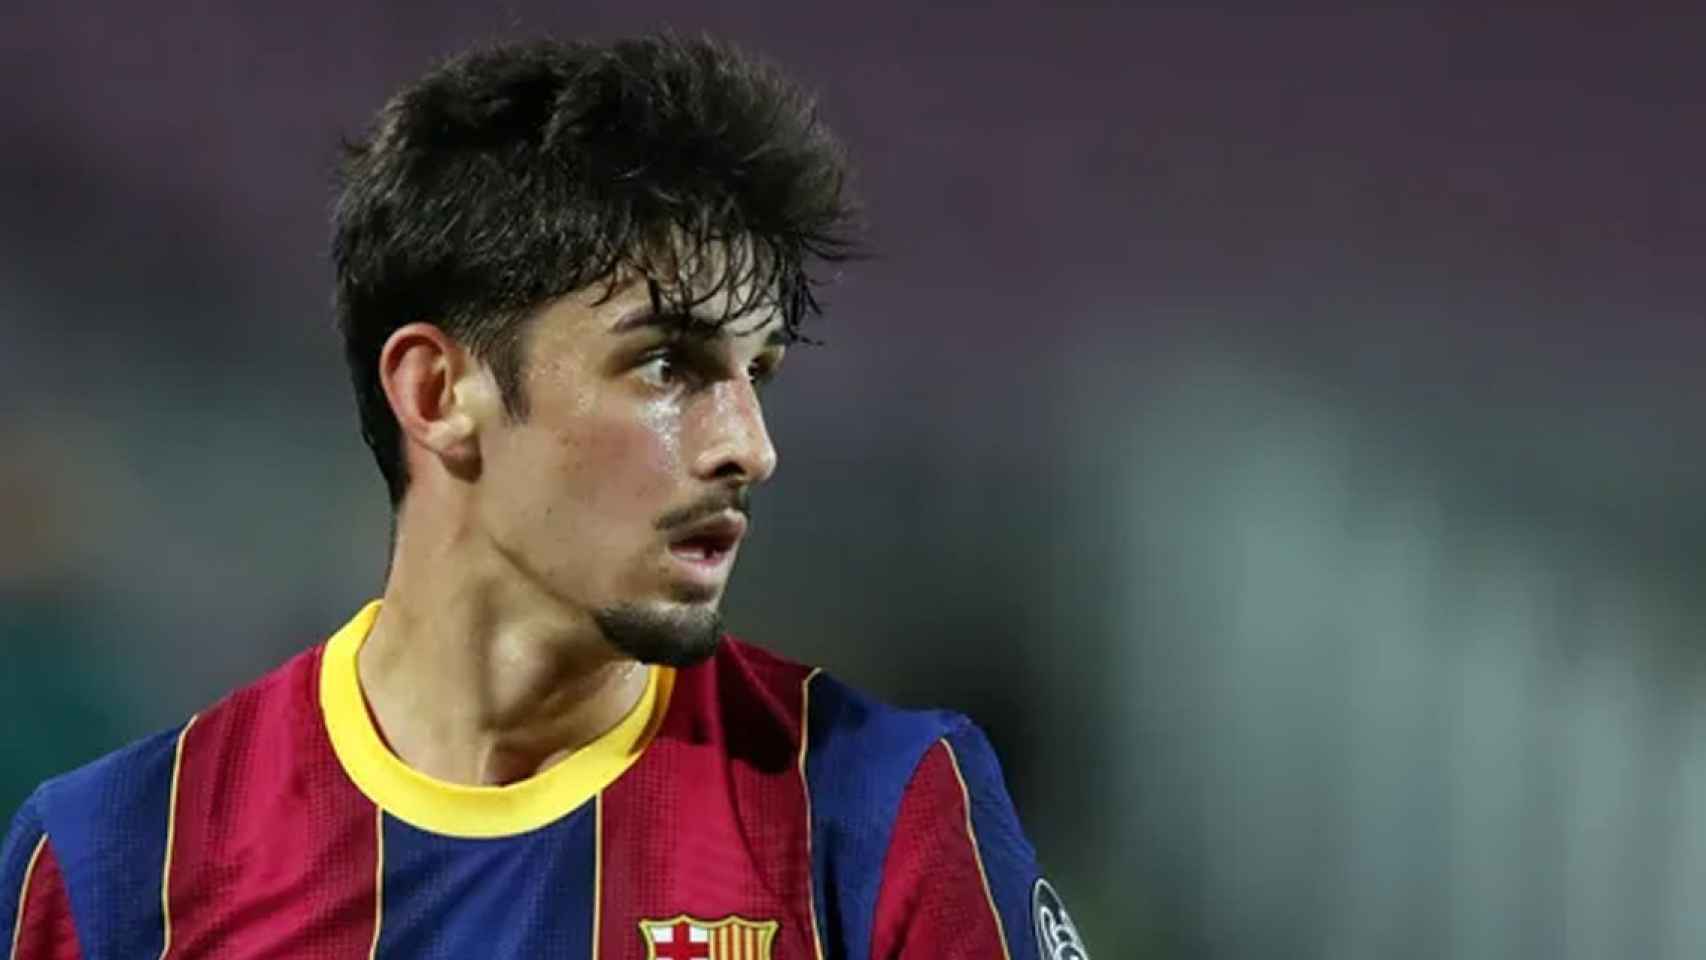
top-left (2, 35), bottom-right (1089, 959)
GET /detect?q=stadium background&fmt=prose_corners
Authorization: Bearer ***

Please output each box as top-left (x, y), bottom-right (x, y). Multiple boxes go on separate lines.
top-left (3, 5), bottom-right (1702, 957)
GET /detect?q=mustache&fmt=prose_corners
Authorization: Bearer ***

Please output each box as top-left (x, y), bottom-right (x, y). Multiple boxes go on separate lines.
top-left (656, 487), bottom-right (752, 532)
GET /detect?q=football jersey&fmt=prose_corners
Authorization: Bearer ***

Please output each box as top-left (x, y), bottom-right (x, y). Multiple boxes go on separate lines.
top-left (2, 601), bottom-right (1090, 959)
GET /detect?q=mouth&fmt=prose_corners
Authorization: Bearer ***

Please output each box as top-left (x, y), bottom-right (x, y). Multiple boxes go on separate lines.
top-left (666, 513), bottom-right (746, 570)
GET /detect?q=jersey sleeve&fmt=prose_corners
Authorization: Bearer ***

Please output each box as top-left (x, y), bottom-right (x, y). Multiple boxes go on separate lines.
top-left (1, 794), bottom-right (83, 959)
top-left (869, 721), bottom-right (1084, 960)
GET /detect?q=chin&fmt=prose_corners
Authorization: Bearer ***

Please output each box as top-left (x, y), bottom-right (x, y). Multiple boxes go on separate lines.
top-left (592, 600), bottom-right (724, 667)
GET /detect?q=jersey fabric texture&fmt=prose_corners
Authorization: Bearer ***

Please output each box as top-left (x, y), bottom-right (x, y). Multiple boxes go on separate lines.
top-left (3, 601), bottom-right (1047, 959)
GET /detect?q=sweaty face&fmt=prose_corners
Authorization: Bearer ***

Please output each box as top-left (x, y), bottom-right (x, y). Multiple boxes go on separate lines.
top-left (473, 277), bottom-right (786, 666)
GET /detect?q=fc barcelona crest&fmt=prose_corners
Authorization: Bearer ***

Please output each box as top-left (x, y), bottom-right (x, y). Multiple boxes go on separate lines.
top-left (638, 914), bottom-right (779, 960)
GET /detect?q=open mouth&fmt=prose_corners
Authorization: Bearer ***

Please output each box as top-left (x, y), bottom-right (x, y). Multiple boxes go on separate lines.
top-left (668, 532), bottom-right (738, 564)
top-left (664, 509), bottom-right (746, 571)
top-left (665, 532), bottom-right (733, 562)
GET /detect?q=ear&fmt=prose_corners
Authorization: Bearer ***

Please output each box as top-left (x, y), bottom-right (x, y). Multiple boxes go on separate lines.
top-left (378, 323), bottom-right (495, 479)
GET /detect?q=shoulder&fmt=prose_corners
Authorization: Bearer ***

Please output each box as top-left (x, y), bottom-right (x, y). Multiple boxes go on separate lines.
top-left (679, 636), bottom-right (969, 771)
top-left (802, 664), bottom-right (973, 771)
top-left (698, 636), bottom-right (990, 828)
top-left (13, 645), bottom-right (325, 939)
top-left (29, 644), bottom-right (322, 846)
top-left (796, 664), bottom-right (995, 848)
top-left (710, 642), bottom-right (1038, 957)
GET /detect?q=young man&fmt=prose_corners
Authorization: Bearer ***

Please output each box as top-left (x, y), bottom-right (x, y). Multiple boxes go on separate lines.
top-left (2, 35), bottom-right (1089, 959)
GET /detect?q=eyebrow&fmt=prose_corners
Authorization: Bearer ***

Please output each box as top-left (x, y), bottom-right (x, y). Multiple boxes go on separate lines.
top-left (610, 306), bottom-right (680, 334)
top-left (611, 307), bottom-right (791, 347)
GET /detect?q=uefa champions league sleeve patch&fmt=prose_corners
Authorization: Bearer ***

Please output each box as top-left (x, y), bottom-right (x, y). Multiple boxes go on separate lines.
top-left (1033, 877), bottom-right (1090, 960)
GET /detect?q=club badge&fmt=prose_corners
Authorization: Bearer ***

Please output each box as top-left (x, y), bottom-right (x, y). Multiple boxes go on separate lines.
top-left (638, 914), bottom-right (779, 960)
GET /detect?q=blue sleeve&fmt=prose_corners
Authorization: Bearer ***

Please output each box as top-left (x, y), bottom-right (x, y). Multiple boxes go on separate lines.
top-left (0, 792), bottom-right (48, 937)
top-left (945, 722), bottom-right (1090, 959)
top-left (804, 673), bottom-right (961, 960)
top-left (942, 721), bottom-right (1045, 957)
top-left (803, 670), bottom-right (1093, 960)
top-left (874, 718), bottom-right (1092, 959)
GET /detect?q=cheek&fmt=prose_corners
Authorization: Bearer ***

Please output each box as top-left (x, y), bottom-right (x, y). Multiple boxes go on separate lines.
top-left (564, 407), bottom-right (682, 511)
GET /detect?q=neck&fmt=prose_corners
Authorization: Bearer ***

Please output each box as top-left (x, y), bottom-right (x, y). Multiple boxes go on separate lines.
top-left (357, 505), bottom-right (650, 788)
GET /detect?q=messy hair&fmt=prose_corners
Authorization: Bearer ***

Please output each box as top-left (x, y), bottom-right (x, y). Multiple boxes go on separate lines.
top-left (332, 34), bottom-right (858, 507)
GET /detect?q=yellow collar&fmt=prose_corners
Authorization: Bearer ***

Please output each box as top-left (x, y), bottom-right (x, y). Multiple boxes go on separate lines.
top-left (318, 600), bottom-right (673, 838)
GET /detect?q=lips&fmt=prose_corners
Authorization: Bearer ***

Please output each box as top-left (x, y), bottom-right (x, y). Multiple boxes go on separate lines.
top-left (667, 513), bottom-right (746, 564)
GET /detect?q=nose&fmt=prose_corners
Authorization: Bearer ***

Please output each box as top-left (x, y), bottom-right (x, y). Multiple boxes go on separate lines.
top-left (693, 377), bottom-right (778, 486)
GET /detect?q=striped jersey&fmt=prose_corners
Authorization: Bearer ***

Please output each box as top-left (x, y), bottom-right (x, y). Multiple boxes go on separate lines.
top-left (3, 602), bottom-right (1083, 958)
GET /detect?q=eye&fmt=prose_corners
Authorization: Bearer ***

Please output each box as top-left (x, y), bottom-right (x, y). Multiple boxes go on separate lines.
top-left (748, 354), bottom-right (783, 389)
top-left (635, 346), bottom-right (685, 389)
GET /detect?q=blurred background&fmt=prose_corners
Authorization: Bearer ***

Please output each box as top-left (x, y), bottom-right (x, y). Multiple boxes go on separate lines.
top-left (3, 4), bottom-right (1703, 957)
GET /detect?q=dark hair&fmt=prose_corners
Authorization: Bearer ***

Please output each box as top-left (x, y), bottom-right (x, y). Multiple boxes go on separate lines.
top-left (332, 34), bottom-right (858, 507)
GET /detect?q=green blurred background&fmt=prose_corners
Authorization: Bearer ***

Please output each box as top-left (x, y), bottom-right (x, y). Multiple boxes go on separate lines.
top-left (3, 6), bottom-right (1703, 957)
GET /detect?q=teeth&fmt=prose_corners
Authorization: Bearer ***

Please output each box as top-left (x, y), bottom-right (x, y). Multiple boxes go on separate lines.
top-left (673, 537), bottom-right (727, 561)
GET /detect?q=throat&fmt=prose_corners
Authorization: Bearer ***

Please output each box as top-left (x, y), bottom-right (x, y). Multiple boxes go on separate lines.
top-left (358, 609), bottom-right (652, 789)
top-left (480, 742), bottom-right (578, 787)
